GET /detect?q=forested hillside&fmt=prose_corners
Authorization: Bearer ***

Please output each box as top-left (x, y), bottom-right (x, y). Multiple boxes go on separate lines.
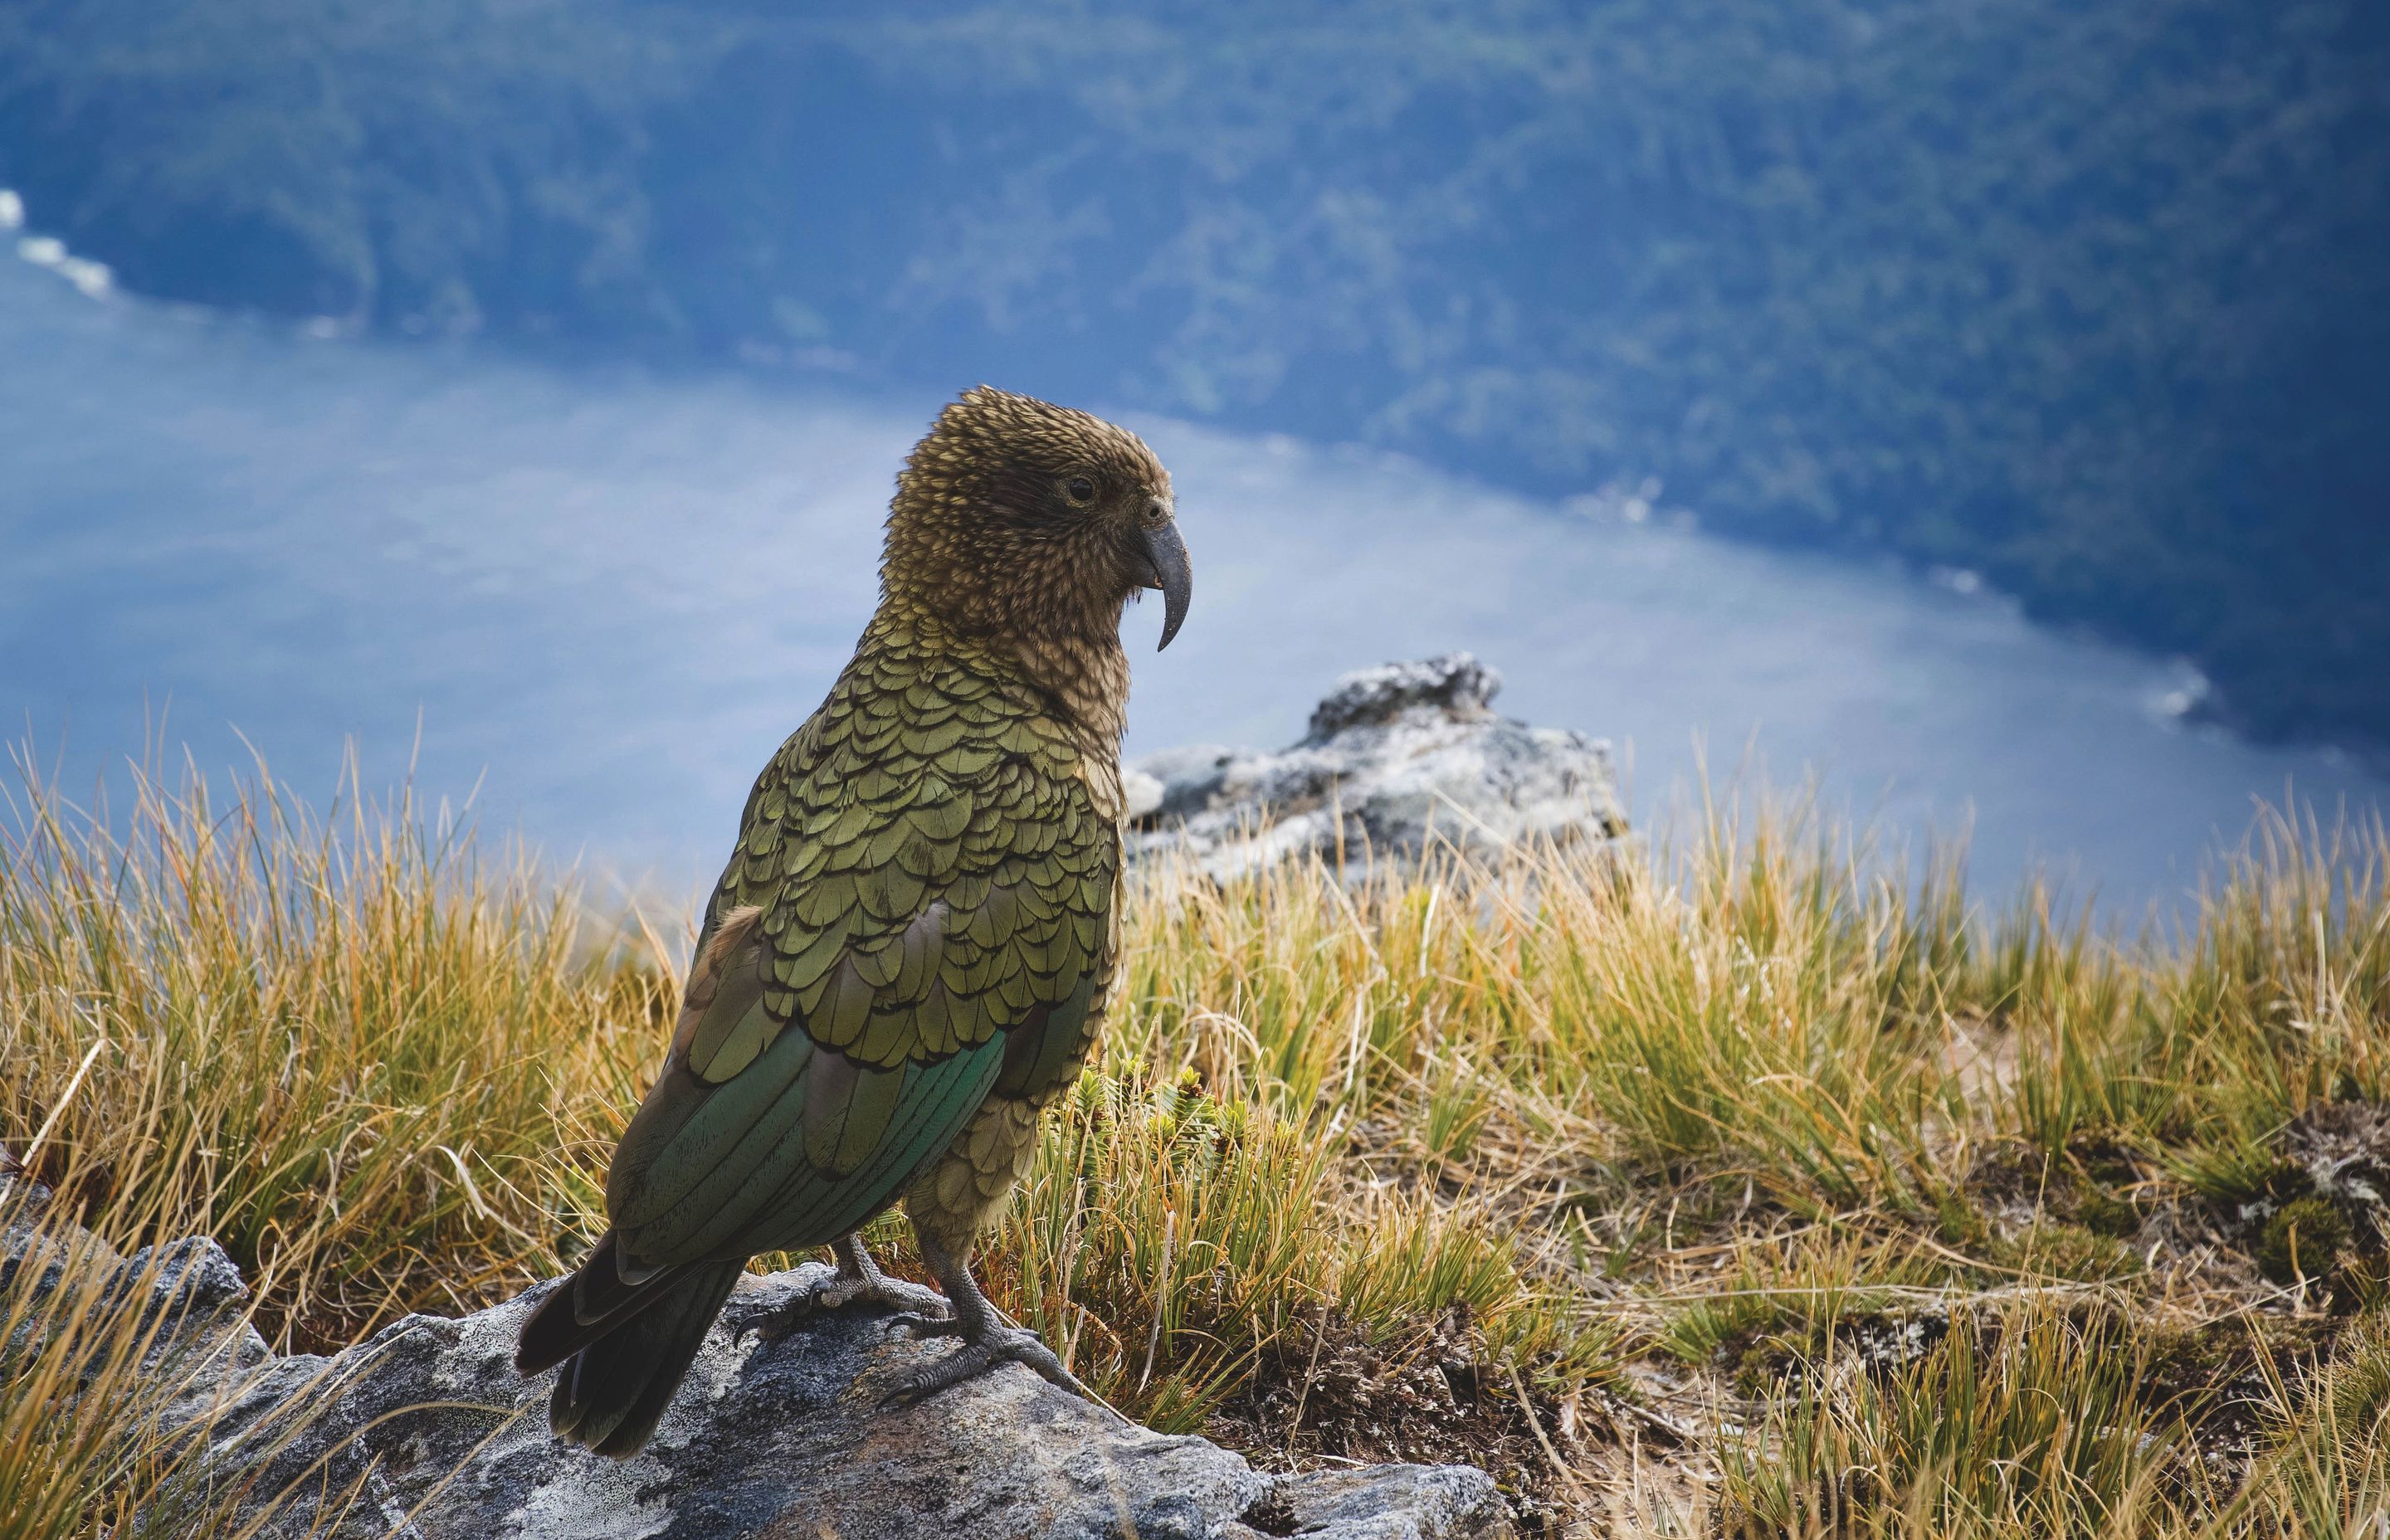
top-left (3, 0), bottom-right (2383, 748)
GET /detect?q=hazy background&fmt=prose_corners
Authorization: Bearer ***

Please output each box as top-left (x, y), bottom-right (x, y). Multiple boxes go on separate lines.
top-left (2, 0), bottom-right (2384, 909)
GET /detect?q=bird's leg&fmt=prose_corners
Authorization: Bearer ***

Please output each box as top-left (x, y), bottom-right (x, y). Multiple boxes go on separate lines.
top-left (880, 1228), bottom-right (1089, 1406)
top-left (759, 1233), bottom-right (947, 1342)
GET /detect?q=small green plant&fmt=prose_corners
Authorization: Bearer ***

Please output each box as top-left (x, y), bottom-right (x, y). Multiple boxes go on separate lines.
top-left (1420, 1049), bottom-right (1495, 1164)
top-left (2257, 1196), bottom-right (2352, 1285)
top-left (1993, 1220), bottom-right (2140, 1283)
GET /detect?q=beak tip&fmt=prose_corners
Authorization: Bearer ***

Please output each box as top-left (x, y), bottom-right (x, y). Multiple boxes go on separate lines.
top-left (1141, 519), bottom-right (1192, 656)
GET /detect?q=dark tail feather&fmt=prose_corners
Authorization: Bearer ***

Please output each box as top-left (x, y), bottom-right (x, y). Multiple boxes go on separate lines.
top-left (515, 1231), bottom-right (745, 1457)
top-left (515, 1231), bottom-right (684, 1376)
top-left (547, 1259), bottom-right (744, 1456)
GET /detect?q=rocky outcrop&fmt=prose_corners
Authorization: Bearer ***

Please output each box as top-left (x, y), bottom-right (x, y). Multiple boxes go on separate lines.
top-left (1127, 655), bottom-right (1625, 880)
top-left (1, 1182), bottom-right (1509, 1540)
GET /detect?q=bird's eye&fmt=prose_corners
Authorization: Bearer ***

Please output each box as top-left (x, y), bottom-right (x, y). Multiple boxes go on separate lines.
top-left (1064, 475), bottom-right (1097, 505)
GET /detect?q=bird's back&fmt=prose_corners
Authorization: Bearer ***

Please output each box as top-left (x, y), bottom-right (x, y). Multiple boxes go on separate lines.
top-left (603, 614), bottom-right (1123, 1268)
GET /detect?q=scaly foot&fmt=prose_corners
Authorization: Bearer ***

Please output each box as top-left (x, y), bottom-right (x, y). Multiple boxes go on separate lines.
top-left (881, 1316), bottom-right (1087, 1405)
top-left (879, 1227), bottom-right (1090, 1406)
top-left (759, 1235), bottom-right (947, 1342)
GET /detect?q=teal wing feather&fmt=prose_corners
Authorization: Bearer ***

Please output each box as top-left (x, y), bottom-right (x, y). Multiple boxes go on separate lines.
top-left (602, 633), bottom-right (1117, 1269)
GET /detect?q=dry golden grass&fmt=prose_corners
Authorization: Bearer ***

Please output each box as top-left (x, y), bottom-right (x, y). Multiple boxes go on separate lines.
top-left (5, 745), bottom-right (2389, 1537)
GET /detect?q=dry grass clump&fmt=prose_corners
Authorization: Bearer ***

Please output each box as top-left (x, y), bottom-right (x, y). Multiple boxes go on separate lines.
top-left (1, 1183), bottom-right (232, 1539)
top-left (0, 1120), bottom-right (391, 1540)
top-left (6, 743), bottom-right (2390, 1537)
top-left (0, 751), bottom-right (667, 1348)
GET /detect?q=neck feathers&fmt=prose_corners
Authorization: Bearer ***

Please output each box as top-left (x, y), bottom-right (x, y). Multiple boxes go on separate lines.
top-left (1012, 616), bottom-right (1131, 751)
top-left (869, 597), bottom-right (1130, 754)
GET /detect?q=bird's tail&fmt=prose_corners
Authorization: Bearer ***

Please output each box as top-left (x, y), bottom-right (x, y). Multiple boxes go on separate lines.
top-left (515, 1231), bottom-right (745, 1458)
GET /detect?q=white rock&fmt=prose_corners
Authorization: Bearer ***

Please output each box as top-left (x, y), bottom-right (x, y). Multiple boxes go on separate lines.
top-left (1129, 654), bottom-right (1624, 879)
top-left (1122, 765), bottom-right (1165, 821)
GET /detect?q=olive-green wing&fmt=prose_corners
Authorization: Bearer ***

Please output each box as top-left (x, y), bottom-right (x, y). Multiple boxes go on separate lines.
top-left (602, 704), bottom-right (1115, 1269)
top-left (609, 1026), bottom-right (1007, 1265)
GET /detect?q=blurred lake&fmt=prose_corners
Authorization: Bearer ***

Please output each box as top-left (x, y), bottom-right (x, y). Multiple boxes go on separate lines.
top-left (2, 244), bottom-right (2381, 914)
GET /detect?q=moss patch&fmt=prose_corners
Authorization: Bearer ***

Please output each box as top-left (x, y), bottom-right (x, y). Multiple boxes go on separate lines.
top-left (2256, 1196), bottom-right (2353, 1286)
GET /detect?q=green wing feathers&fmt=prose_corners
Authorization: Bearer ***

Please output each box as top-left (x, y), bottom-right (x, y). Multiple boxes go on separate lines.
top-left (602, 633), bottom-right (1119, 1273)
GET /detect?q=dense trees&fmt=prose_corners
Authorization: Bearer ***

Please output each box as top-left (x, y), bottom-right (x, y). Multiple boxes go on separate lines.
top-left (4, 0), bottom-right (2383, 746)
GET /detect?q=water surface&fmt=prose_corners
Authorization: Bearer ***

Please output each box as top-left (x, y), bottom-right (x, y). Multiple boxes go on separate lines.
top-left (2, 246), bottom-right (2378, 912)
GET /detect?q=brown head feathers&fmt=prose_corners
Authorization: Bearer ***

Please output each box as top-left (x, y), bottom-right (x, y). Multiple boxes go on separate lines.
top-left (877, 387), bottom-right (1184, 742)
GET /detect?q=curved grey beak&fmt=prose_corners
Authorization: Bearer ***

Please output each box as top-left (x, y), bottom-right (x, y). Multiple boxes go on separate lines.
top-left (1139, 519), bottom-right (1193, 651)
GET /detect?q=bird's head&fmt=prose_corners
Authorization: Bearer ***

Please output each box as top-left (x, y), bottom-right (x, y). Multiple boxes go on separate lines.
top-left (882, 387), bottom-right (1193, 657)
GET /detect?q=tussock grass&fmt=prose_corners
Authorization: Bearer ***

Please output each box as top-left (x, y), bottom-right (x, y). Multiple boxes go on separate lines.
top-left (1, 1179), bottom-right (231, 1540)
top-left (0, 749), bottom-right (667, 1348)
top-left (6, 745), bottom-right (2390, 1536)
top-left (0, 1109), bottom-right (386, 1540)
top-left (1717, 1298), bottom-right (2202, 1537)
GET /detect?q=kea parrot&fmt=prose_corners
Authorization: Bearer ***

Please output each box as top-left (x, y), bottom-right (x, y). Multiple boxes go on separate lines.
top-left (515, 387), bottom-right (1193, 1455)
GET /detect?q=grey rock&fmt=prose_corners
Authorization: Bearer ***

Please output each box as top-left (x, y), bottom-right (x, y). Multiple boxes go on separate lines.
top-left (1303, 656), bottom-right (1503, 741)
top-left (0, 1180), bottom-right (1510, 1540)
top-left (1255, 1465), bottom-right (1524, 1540)
top-left (1129, 654), bottom-right (1624, 880)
